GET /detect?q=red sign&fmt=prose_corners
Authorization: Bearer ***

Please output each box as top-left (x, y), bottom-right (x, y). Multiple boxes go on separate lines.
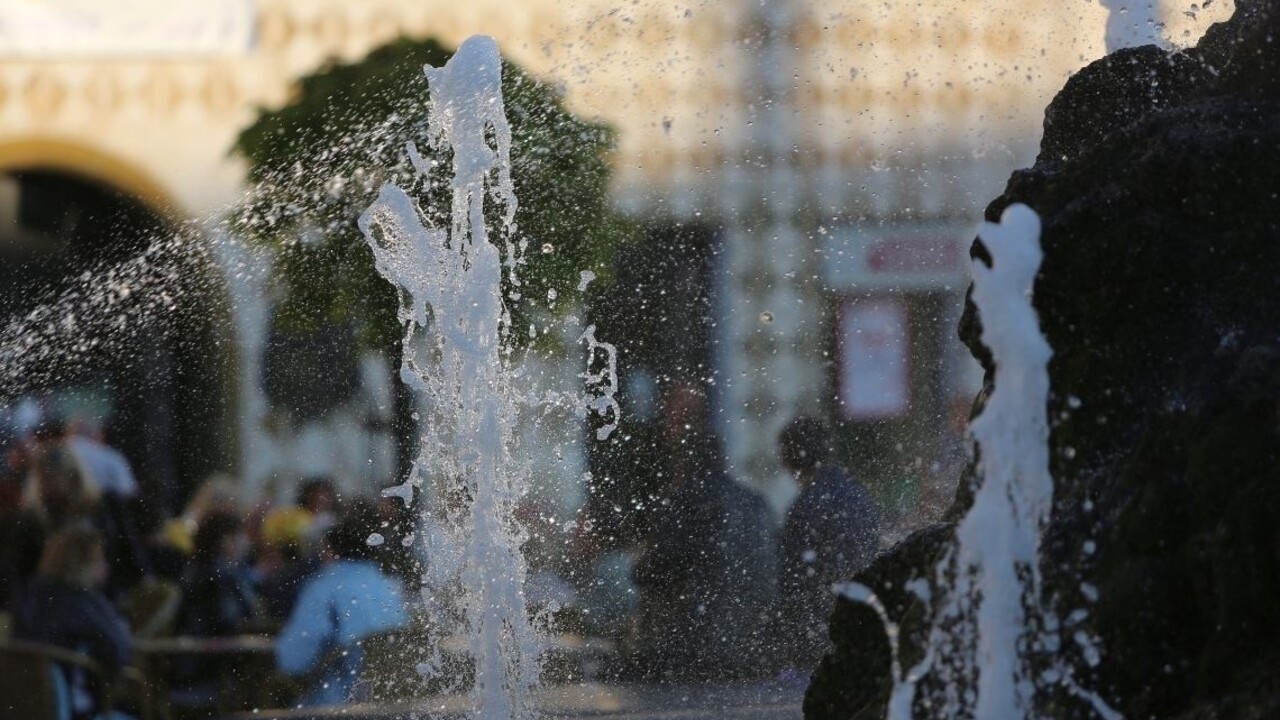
top-left (866, 236), bottom-right (966, 274)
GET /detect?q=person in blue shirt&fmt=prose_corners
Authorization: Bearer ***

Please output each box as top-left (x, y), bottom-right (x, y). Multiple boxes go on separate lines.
top-left (275, 501), bottom-right (408, 707)
top-left (774, 416), bottom-right (880, 671)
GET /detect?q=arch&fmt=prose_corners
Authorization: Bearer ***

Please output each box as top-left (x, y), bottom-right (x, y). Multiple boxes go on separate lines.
top-left (0, 138), bottom-right (187, 221)
top-left (0, 137), bottom-right (239, 508)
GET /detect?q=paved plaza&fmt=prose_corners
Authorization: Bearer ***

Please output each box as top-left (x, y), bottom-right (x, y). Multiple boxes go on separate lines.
top-left (234, 681), bottom-right (805, 720)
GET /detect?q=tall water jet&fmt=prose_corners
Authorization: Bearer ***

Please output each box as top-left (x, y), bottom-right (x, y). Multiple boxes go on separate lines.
top-left (940, 203), bottom-right (1053, 718)
top-left (833, 204), bottom-right (1111, 718)
top-left (876, 203), bottom-right (1116, 719)
top-left (358, 35), bottom-right (539, 720)
top-left (837, 204), bottom-right (1058, 719)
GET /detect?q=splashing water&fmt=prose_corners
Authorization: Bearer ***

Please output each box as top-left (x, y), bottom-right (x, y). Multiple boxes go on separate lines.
top-left (946, 203), bottom-right (1054, 719)
top-left (577, 324), bottom-right (619, 440)
top-left (845, 204), bottom-right (1119, 719)
top-left (0, 230), bottom-right (208, 401)
top-left (837, 582), bottom-right (934, 720)
top-left (358, 36), bottom-right (539, 720)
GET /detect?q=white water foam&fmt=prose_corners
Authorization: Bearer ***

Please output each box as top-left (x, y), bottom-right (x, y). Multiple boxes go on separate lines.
top-left (952, 202), bottom-right (1053, 719)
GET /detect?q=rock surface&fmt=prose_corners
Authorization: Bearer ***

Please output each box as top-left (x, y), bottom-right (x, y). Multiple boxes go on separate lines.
top-left (806, 1), bottom-right (1280, 718)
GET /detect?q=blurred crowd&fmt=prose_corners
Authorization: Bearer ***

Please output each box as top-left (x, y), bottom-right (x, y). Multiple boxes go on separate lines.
top-left (0, 417), bottom-right (417, 718)
top-left (570, 385), bottom-right (882, 683)
top-left (0, 397), bottom-right (882, 718)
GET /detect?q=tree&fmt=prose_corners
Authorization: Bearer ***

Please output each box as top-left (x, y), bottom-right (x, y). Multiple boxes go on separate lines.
top-left (232, 37), bottom-right (631, 356)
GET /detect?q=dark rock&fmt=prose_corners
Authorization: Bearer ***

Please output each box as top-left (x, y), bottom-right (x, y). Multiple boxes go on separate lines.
top-left (806, 1), bottom-right (1280, 717)
top-left (803, 523), bottom-right (949, 720)
top-left (1036, 46), bottom-right (1206, 169)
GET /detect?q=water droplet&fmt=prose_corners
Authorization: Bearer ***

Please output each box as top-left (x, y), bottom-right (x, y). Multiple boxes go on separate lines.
top-left (541, 243), bottom-right (555, 254)
top-left (759, 311), bottom-right (774, 324)
top-left (366, 533), bottom-right (385, 547)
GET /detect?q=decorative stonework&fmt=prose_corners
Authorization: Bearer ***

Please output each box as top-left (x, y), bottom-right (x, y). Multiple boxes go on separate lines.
top-left (983, 26), bottom-right (1025, 56)
top-left (200, 68), bottom-right (239, 115)
top-left (367, 12), bottom-right (401, 47)
top-left (141, 69), bottom-right (184, 115)
top-left (936, 23), bottom-right (974, 48)
top-left (84, 70), bottom-right (124, 114)
top-left (887, 22), bottom-right (926, 49)
top-left (312, 14), bottom-right (349, 52)
top-left (22, 71), bottom-right (66, 120)
top-left (939, 84), bottom-right (975, 112)
top-left (0, 0), bottom-right (1154, 507)
top-left (258, 10), bottom-right (295, 52)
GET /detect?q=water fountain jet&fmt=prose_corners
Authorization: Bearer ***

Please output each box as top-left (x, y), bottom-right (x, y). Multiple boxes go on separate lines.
top-left (359, 35), bottom-right (540, 720)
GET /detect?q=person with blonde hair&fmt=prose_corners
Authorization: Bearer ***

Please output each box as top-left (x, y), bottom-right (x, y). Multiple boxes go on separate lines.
top-left (255, 504), bottom-right (317, 620)
top-left (22, 444), bottom-right (151, 597)
top-left (11, 526), bottom-right (133, 720)
top-left (23, 443), bottom-right (99, 524)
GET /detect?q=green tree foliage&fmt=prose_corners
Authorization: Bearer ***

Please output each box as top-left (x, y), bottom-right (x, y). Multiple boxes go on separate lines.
top-left (232, 37), bottom-right (630, 353)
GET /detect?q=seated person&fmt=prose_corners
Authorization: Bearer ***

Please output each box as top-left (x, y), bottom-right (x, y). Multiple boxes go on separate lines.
top-left (153, 476), bottom-right (240, 578)
top-left (17, 444), bottom-right (148, 601)
top-left (276, 502), bottom-right (407, 707)
top-left (296, 477), bottom-right (340, 550)
top-left (253, 505), bottom-right (317, 622)
top-left (175, 511), bottom-right (259, 638)
top-left (773, 416), bottom-right (881, 671)
top-left (629, 384), bottom-right (775, 681)
top-left (171, 512), bottom-right (259, 706)
top-left (11, 526), bottom-right (133, 720)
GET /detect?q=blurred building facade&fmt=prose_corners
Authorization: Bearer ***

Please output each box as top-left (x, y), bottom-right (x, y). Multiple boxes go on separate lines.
top-left (0, 0), bottom-right (1231, 516)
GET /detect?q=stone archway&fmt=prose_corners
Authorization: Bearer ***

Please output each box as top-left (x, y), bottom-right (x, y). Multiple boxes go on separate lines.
top-left (0, 140), bottom-right (236, 517)
top-left (0, 139), bottom-right (185, 220)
